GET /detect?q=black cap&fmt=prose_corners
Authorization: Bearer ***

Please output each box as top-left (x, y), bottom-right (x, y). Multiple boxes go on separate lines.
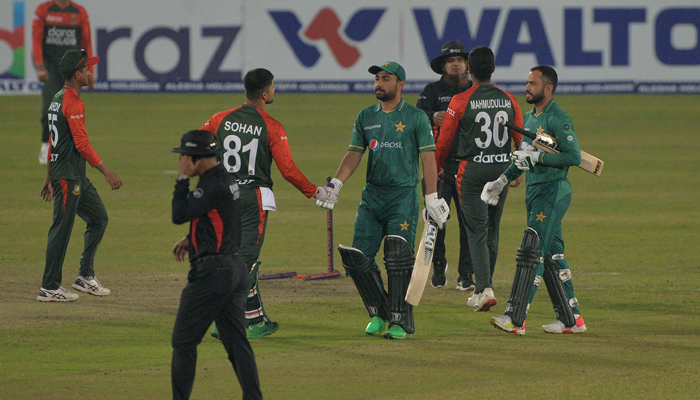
top-left (169, 130), bottom-right (217, 156)
top-left (430, 41), bottom-right (469, 74)
top-left (60, 49), bottom-right (99, 76)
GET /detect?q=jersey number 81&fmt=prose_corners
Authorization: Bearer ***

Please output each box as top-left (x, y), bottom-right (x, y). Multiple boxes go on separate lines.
top-left (223, 135), bottom-right (258, 175)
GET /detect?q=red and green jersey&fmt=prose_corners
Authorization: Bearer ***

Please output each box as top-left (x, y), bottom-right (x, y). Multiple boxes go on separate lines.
top-left (435, 84), bottom-right (522, 169)
top-left (504, 99), bottom-right (582, 184)
top-left (32, 0), bottom-right (93, 69)
top-left (200, 105), bottom-right (317, 198)
top-left (349, 99), bottom-right (435, 187)
top-left (47, 87), bottom-right (101, 180)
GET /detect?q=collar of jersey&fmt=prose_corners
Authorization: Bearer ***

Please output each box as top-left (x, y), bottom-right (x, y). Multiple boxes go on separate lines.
top-left (533, 99), bottom-right (556, 117)
top-left (375, 98), bottom-right (405, 113)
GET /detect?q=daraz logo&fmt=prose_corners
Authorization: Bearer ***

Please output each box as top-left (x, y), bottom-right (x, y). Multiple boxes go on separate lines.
top-left (269, 7), bottom-right (384, 68)
top-left (0, 1), bottom-right (25, 79)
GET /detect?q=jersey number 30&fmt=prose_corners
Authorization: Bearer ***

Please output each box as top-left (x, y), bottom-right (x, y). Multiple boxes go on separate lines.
top-left (475, 111), bottom-right (509, 149)
top-left (223, 135), bottom-right (258, 175)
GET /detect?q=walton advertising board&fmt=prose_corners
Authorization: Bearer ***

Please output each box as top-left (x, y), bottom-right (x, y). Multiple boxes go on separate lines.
top-left (1, 0), bottom-right (699, 94)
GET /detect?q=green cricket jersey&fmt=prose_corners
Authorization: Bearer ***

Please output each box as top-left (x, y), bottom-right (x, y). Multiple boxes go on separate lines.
top-left (504, 99), bottom-right (582, 184)
top-left (48, 87), bottom-right (102, 181)
top-left (349, 99), bottom-right (435, 187)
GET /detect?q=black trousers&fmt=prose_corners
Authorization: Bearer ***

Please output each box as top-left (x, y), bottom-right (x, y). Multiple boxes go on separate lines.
top-left (171, 254), bottom-right (262, 400)
top-left (433, 175), bottom-right (473, 279)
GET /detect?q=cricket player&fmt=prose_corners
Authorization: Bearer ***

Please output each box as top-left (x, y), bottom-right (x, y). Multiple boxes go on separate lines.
top-left (38, 49), bottom-right (122, 302)
top-left (435, 46), bottom-right (523, 312)
top-left (33, 0), bottom-right (95, 164)
top-left (486, 65), bottom-right (587, 335)
top-left (417, 40), bottom-right (474, 290)
top-left (317, 62), bottom-right (449, 340)
top-left (200, 68), bottom-right (332, 339)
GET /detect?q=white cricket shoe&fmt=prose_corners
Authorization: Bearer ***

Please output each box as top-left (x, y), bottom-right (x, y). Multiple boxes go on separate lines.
top-left (490, 315), bottom-right (526, 336)
top-left (72, 276), bottom-right (111, 296)
top-left (542, 315), bottom-right (587, 334)
top-left (37, 286), bottom-right (79, 302)
top-left (468, 288), bottom-right (497, 311)
top-left (39, 142), bottom-right (49, 165)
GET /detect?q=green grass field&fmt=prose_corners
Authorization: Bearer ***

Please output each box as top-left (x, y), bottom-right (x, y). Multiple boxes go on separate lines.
top-left (1, 92), bottom-right (699, 399)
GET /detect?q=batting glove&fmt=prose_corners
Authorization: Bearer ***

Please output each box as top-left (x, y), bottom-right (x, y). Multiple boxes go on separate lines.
top-left (481, 175), bottom-right (509, 206)
top-left (425, 192), bottom-right (449, 229)
top-left (315, 178), bottom-right (343, 210)
top-left (511, 150), bottom-right (542, 171)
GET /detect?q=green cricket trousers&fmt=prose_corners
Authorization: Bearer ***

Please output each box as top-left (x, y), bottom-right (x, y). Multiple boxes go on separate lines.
top-left (42, 178), bottom-right (108, 290)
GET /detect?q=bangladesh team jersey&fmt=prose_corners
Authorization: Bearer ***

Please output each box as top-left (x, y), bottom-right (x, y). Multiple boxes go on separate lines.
top-left (504, 99), bottom-right (582, 184)
top-left (435, 84), bottom-right (522, 169)
top-left (349, 99), bottom-right (435, 187)
top-left (47, 87), bottom-right (102, 181)
top-left (200, 105), bottom-right (317, 198)
top-left (32, 1), bottom-right (93, 67)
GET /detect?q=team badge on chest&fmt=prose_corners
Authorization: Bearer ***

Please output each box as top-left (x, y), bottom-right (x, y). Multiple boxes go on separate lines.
top-left (72, 184), bottom-right (81, 195)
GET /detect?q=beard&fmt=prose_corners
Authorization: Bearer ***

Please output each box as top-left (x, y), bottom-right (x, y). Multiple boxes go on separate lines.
top-left (526, 89), bottom-right (545, 104)
top-left (375, 88), bottom-right (397, 102)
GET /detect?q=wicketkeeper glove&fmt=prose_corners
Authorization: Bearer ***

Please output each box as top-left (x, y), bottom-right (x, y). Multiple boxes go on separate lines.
top-left (315, 178), bottom-right (343, 210)
top-left (511, 150), bottom-right (542, 171)
top-left (480, 175), bottom-right (509, 206)
top-left (425, 192), bottom-right (449, 229)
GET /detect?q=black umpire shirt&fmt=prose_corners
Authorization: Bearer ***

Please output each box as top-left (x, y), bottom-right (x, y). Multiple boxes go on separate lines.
top-left (417, 75), bottom-right (472, 180)
top-left (172, 164), bottom-right (241, 263)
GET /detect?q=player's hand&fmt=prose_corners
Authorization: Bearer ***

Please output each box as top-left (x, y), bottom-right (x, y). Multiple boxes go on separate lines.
top-left (433, 111), bottom-right (446, 126)
top-left (511, 150), bottom-right (542, 171)
top-left (40, 178), bottom-right (54, 202)
top-left (315, 187), bottom-right (337, 209)
top-left (36, 63), bottom-right (48, 82)
top-left (104, 170), bottom-right (123, 190)
top-left (481, 175), bottom-right (509, 206)
top-left (509, 174), bottom-right (524, 188)
top-left (88, 74), bottom-right (96, 91)
top-left (425, 192), bottom-right (449, 229)
top-left (315, 178), bottom-right (342, 210)
top-left (172, 236), bottom-right (189, 261)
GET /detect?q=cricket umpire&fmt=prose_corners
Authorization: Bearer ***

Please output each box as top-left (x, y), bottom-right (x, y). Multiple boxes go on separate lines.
top-left (169, 130), bottom-right (262, 400)
top-left (417, 41), bottom-right (474, 290)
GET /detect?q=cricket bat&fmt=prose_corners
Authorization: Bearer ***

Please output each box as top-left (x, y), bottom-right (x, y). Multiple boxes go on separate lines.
top-left (405, 217), bottom-right (439, 306)
top-left (496, 117), bottom-right (604, 176)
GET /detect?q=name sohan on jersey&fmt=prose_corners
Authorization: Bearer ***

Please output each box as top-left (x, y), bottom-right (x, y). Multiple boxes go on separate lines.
top-left (224, 121), bottom-right (263, 136)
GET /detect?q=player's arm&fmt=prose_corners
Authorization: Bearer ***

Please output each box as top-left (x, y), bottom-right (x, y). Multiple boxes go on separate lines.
top-left (540, 116), bottom-right (581, 167)
top-left (32, 4), bottom-right (48, 82)
top-left (268, 123), bottom-right (318, 198)
top-left (508, 93), bottom-right (524, 150)
top-left (64, 95), bottom-right (122, 189)
top-left (435, 94), bottom-right (466, 170)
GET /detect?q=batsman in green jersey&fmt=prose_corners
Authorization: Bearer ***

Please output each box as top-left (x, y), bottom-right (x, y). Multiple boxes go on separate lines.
top-left (487, 66), bottom-right (587, 335)
top-left (316, 62), bottom-right (449, 340)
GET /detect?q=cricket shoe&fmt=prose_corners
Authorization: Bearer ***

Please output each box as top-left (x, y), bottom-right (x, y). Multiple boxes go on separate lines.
top-left (365, 316), bottom-right (387, 335)
top-left (468, 288), bottom-right (497, 312)
top-left (247, 321), bottom-right (279, 339)
top-left (490, 315), bottom-right (526, 336)
top-left (430, 263), bottom-right (447, 288)
top-left (72, 276), bottom-right (111, 296)
top-left (37, 286), bottom-right (79, 302)
top-left (383, 325), bottom-right (412, 340)
top-left (456, 274), bottom-right (475, 291)
top-left (542, 315), bottom-right (587, 334)
top-left (39, 142), bottom-right (49, 165)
